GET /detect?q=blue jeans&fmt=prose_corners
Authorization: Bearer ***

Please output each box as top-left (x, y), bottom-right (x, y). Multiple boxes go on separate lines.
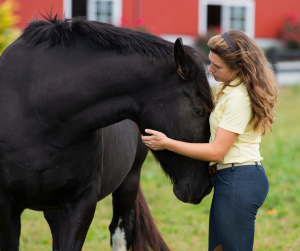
top-left (209, 163), bottom-right (269, 251)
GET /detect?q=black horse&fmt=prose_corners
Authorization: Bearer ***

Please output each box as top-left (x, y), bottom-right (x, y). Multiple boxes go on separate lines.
top-left (44, 119), bottom-right (168, 251)
top-left (0, 14), bottom-right (214, 250)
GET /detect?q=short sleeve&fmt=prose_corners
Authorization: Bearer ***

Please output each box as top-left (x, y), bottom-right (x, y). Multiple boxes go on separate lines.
top-left (218, 94), bottom-right (252, 135)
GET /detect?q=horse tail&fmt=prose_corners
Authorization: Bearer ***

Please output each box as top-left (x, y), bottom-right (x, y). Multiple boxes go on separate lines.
top-left (132, 185), bottom-right (171, 251)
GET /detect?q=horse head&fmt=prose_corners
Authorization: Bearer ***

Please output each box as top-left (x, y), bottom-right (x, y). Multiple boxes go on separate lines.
top-left (138, 38), bottom-right (214, 204)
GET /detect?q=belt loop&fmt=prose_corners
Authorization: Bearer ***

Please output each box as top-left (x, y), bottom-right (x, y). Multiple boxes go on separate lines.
top-left (255, 162), bottom-right (259, 170)
top-left (231, 163), bottom-right (235, 171)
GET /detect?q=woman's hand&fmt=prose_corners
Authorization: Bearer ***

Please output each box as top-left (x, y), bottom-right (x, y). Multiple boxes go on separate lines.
top-left (141, 129), bottom-right (169, 151)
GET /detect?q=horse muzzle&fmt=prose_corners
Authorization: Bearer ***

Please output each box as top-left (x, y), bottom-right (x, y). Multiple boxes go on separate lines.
top-left (173, 182), bottom-right (212, 205)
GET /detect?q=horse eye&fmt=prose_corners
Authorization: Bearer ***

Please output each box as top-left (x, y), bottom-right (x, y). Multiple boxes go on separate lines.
top-left (194, 108), bottom-right (204, 116)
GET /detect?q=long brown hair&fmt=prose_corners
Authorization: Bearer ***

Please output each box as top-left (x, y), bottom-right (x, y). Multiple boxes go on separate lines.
top-left (208, 29), bottom-right (278, 136)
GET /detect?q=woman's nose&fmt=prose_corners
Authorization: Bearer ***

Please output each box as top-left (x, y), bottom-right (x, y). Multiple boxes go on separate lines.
top-left (208, 64), bottom-right (214, 73)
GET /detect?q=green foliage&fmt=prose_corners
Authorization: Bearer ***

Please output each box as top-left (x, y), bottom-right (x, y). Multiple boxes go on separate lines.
top-left (195, 26), bottom-right (221, 56)
top-left (0, 0), bottom-right (20, 54)
top-left (19, 85), bottom-right (300, 250)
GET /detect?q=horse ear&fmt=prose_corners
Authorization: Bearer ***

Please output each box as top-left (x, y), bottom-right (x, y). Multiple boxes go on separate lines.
top-left (173, 38), bottom-right (196, 81)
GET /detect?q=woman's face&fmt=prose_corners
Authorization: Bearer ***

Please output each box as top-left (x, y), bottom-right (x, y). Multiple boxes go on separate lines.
top-left (208, 51), bottom-right (239, 83)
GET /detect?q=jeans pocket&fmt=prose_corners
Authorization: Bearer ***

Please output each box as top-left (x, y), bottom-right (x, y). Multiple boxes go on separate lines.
top-left (217, 172), bottom-right (233, 187)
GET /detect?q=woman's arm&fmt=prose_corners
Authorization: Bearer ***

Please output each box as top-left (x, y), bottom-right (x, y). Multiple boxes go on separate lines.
top-left (141, 127), bottom-right (238, 162)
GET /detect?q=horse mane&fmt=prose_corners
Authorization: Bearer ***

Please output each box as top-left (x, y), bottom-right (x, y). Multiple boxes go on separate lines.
top-left (20, 12), bottom-right (214, 111)
top-left (20, 12), bottom-right (174, 61)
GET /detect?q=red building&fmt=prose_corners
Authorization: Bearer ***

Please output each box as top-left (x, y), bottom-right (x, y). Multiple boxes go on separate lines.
top-left (4, 0), bottom-right (300, 47)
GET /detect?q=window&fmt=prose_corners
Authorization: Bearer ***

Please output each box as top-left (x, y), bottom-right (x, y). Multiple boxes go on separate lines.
top-left (230, 6), bottom-right (246, 31)
top-left (199, 0), bottom-right (255, 37)
top-left (63, 0), bottom-right (122, 25)
top-left (207, 5), bottom-right (221, 29)
top-left (96, 1), bottom-right (113, 23)
top-left (87, 0), bottom-right (122, 26)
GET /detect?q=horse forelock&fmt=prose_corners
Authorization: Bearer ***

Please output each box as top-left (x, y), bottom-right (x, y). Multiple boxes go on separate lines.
top-left (195, 65), bottom-right (214, 112)
top-left (186, 47), bottom-right (214, 112)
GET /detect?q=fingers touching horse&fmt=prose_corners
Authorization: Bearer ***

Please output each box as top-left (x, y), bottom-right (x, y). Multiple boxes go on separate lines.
top-left (0, 14), bottom-right (213, 250)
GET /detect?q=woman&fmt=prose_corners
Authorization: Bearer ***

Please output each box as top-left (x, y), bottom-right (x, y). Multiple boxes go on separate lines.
top-left (141, 30), bottom-right (277, 251)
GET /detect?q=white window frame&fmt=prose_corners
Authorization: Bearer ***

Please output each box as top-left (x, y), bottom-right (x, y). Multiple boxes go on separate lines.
top-left (63, 0), bottom-right (72, 18)
top-left (63, 0), bottom-right (122, 26)
top-left (198, 0), bottom-right (255, 38)
top-left (87, 0), bottom-right (122, 26)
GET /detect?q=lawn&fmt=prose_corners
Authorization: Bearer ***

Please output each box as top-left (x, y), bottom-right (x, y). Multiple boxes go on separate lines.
top-left (19, 85), bottom-right (300, 251)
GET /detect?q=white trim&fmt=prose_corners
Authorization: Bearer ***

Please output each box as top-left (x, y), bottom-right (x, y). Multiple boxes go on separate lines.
top-left (254, 38), bottom-right (280, 48)
top-left (198, 0), bottom-right (255, 38)
top-left (198, 2), bottom-right (207, 36)
top-left (63, 0), bottom-right (72, 18)
top-left (221, 5), bottom-right (230, 32)
top-left (87, 0), bottom-right (122, 26)
top-left (246, 1), bottom-right (255, 38)
top-left (160, 34), bottom-right (195, 46)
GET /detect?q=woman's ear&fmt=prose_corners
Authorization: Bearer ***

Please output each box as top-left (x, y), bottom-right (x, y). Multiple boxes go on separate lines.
top-left (238, 62), bottom-right (243, 68)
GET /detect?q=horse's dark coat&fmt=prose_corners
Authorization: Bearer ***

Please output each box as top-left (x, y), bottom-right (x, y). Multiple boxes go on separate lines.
top-left (44, 120), bottom-right (170, 251)
top-left (0, 14), bottom-right (214, 250)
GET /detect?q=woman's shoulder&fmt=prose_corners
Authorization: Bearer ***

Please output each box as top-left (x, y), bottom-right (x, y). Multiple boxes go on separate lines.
top-left (225, 83), bottom-right (251, 109)
top-left (230, 82), bottom-right (249, 98)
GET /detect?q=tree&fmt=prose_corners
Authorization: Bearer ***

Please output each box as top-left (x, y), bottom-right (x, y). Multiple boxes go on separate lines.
top-left (0, 0), bottom-right (20, 54)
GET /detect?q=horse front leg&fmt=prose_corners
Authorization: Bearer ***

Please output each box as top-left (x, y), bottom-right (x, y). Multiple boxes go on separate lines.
top-left (109, 139), bottom-right (170, 251)
top-left (58, 181), bottom-right (99, 251)
top-left (0, 189), bottom-right (23, 251)
top-left (109, 139), bottom-right (148, 251)
top-left (109, 165), bottom-right (140, 251)
top-left (44, 211), bottom-right (61, 251)
top-left (109, 168), bottom-right (171, 251)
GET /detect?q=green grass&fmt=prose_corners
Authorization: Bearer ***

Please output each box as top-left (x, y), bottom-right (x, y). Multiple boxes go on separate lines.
top-left (19, 85), bottom-right (300, 250)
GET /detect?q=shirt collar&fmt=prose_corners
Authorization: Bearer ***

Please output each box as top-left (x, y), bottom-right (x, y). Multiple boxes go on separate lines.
top-left (216, 77), bottom-right (244, 95)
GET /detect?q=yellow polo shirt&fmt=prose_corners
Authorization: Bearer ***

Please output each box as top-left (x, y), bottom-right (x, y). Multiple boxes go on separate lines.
top-left (209, 77), bottom-right (263, 165)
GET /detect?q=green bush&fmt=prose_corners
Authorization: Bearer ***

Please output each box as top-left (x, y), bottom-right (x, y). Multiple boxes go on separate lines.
top-left (0, 0), bottom-right (20, 54)
top-left (195, 26), bottom-right (221, 56)
top-left (279, 13), bottom-right (300, 49)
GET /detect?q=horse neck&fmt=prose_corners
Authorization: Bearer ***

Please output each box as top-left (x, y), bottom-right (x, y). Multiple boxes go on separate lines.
top-left (55, 52), bottom-right (174, 142)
